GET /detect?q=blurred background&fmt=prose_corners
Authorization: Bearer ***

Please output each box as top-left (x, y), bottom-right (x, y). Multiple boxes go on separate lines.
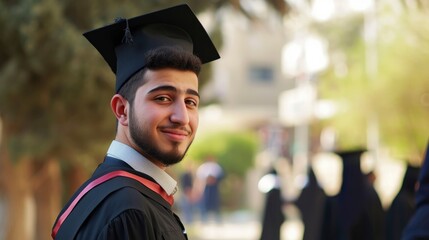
top-left (0, 0), bottom-right (428, 239)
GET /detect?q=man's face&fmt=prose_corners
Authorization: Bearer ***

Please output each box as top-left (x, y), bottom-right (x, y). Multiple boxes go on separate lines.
top-left (128, 68), bottom-right (199, 166)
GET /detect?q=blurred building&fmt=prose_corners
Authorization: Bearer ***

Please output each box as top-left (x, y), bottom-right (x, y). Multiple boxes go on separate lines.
top-left (200, 6), bottom-right (292, 131)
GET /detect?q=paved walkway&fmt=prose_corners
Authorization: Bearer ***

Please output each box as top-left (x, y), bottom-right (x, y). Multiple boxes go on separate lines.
top-left (185, 211), bottom-right (261, 240)
top-left (187, 220), bottom-right (260, 240)
top-left (184, 210), bottom-right (305, 240)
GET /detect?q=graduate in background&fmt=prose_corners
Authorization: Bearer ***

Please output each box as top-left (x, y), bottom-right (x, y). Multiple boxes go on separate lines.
top-left (295, 167), bottom-right (327, 240)
top-left (259, 168), bottom-right (285, 240)
top-left (320, 149), bottom-right (385, 240)
top-left (385, 164), bottom-right (419, 240)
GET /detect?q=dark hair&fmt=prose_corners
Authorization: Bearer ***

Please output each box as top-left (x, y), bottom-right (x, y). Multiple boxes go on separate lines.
top-left (118, 47), bottom-right (202, 105)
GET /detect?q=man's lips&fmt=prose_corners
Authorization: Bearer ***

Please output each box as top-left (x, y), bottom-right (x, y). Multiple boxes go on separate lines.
top-left (160, 128), bottom-right (191, 141)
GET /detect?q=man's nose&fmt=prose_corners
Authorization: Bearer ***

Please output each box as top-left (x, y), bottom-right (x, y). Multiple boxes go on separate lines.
top-left (170, 101), bottom-right (189, 125)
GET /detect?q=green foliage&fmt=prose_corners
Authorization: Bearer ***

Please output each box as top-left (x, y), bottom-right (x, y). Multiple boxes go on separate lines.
top-left (187, 131), bottom-right (259, 177)
top-left (0, 0), bottom-right (115, 163)
top-left (320, 59), bottom-right (372, 148)
top-left (371, 12), bottom-right (429, 157)
top-left (316, 8), bottom-right (429, 158)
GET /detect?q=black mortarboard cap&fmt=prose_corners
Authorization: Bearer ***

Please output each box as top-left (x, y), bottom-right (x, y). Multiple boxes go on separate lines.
top-left (83, 4), bottom-right (220, 92)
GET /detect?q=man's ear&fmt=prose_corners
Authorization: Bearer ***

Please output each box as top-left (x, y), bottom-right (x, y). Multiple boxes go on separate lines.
top-left (110, 94), bottom-right (129, 126)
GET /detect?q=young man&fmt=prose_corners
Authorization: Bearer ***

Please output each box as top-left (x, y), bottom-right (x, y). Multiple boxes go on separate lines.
top-left (51, 4), bottom-right (219, 239)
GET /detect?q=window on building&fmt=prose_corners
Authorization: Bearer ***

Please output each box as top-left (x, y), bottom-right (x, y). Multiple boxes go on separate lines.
top-left (248, 65), bottom-right (274, 84)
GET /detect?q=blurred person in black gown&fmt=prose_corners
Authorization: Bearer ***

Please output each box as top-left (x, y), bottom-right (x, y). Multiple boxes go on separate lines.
top-left (364, 170), bottom-right (386, 239)
top-left (320, 149), bottom-right (385, 240)
top-left (385, 164), bottom-right (419, 240)
top-left (259, 168), bottom-right (285, 240)
top-left (295, 167), bottom-right (327, 240)
top-left (402, 142), bottom-right (429, 240)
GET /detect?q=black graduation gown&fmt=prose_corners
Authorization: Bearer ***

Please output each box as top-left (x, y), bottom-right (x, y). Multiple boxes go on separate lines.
top-left (320, 150), bottom-right (385, 240)
top-left (52, 157), bottom-right (187, 240)
top-left (260, 169), bottom-right (285, 240)
top-left (402, 143), bottom-right (429, 240)
top-left (295, 167), bottom-right (327, 240)
top-left (385, 164), bottom-right (419, 240)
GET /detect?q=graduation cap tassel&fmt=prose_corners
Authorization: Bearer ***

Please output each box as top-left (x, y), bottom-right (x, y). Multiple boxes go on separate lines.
top-left (114, 17), bottom-right (134, 44)
top-left (123, 19), bottom-right (133, 44)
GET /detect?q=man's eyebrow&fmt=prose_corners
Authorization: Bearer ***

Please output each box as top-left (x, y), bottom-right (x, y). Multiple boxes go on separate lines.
top-left (186, 89), bottom-right (200, 99)
top-left (148, 85), bottom-right (200, 98)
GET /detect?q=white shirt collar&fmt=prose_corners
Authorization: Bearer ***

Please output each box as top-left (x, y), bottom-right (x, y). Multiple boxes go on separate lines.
top-left (106, 140), bottom-right (177, 196)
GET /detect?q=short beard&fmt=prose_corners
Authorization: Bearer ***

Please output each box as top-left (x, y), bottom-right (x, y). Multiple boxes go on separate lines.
top-left (129, 106), bottom-right (191, 166)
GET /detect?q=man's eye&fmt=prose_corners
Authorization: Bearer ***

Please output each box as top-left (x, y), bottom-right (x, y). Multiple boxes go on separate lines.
top-left (155, 96), bottom-right (171, 102)
top-left (186, 99), bottom-right (198, 108)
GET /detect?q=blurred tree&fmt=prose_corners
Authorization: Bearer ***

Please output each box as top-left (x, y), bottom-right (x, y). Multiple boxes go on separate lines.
top-left (372, 9), bottom-right (429, 159)
top-left (0, 0), bottom-right (115, 239)
top-left (316, 5), bottom-right (429, 160)
top-left (316, 15), bottom-right (370, 150)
